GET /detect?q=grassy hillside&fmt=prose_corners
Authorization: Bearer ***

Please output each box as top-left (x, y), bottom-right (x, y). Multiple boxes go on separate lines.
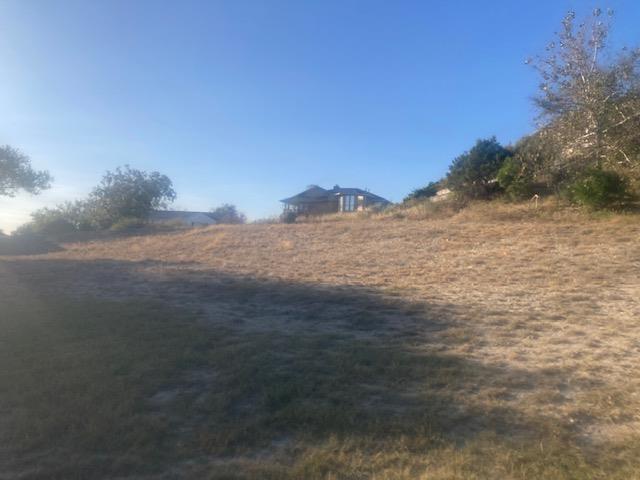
top-left (1, 204), bottom-right (639, 478)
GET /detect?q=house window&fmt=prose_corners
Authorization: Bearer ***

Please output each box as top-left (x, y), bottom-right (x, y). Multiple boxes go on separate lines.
top-left (341, 195), bottom-right (355, 212)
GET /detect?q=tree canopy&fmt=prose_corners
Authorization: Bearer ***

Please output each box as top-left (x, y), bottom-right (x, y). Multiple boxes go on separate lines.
top-left (0, 145), bottom-right (52, 197)
top-left (446, 137), bottom-right (512, 199)
top-left (87, 166), bottom-right (176, 228)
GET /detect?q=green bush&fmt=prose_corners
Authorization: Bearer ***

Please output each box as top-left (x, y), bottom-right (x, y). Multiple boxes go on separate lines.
top-left (109, 217), bottom-right (145, 232)
top-left (446, 137), bottom-right (512, 199)
top-left (17, 216), bottom-right (77, 236)
top-left (209, 203), bottom-right (246, 224)
top-left (569, 169), bottom-right (635, 209)
top-left (496, 157), bottom-right (535, 200)
top-left (404, 181), bottom-right (440, 202)
top-left (25, 201), bottom-right (96, 234)
top-left (38, 218), bottom-right (77, 235)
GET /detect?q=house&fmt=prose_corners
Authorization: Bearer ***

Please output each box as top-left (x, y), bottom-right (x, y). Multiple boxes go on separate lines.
top-left (149, 210), bottom-right (217, 227)
top-left (281, 185), bottom-right (391, 214)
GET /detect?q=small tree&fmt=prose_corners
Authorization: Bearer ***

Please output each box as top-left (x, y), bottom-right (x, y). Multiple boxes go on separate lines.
top-left (497, 158), bottom-right (527, 200)
top-left (496, 135), bottom-right (555, 200)
top-left (0, 145), bottom-right (51, 197)
top-left (446, 137), bottom-right (511, 199)
top-left (88, 166), bottom-right (176, 228)
top-left (404, 181), bottom-right (440, 202)
top-left (209, 204), bottom-right (246, 224)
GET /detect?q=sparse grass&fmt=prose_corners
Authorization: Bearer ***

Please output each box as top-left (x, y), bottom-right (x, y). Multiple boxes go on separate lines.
top-left (0, 292), bottom-right (211, 478)
top-left (1, 203), bottom-right (640, 478)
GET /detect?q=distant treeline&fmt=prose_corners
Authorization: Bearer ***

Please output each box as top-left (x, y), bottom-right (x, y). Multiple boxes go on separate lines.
top-left (13, 166), bottom-right (246, 236)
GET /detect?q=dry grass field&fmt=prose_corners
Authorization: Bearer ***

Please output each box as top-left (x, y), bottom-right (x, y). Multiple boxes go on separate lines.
top-left (1, 201), bottom-right (639, 478)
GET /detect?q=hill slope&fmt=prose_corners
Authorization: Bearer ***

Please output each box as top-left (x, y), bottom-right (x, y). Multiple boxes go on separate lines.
top-left (1, 211), bottom-right (639, 478)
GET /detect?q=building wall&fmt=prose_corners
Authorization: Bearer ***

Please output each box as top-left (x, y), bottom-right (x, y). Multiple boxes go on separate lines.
top-left (292, 199), bottom-right (339, 215)
top-left (285, 193), bottom-right (388, 215)
top-left (339, 194), bottom-right (386, 212)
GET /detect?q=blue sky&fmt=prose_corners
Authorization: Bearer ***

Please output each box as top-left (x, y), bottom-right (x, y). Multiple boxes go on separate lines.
top-left (1, 0), bottom-right (639, 231)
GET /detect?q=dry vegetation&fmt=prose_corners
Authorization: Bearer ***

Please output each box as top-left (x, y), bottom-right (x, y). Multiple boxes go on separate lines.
top-left (1, 200), bottom-right (639, 478)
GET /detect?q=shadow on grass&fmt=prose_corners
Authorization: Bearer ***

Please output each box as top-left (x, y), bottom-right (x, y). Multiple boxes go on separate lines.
top-left (0, 234), bottom-right (64, 256)
top-left (0, 257), bottom-right (621, 479)
top-left (0, 224), bottom-right (213, 257)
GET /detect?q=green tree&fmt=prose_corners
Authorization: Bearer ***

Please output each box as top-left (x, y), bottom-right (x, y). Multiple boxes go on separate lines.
top-left (446, 137), bottom-right (511, 199)
top-left (496, 134), bottom-right (559, 199)
top-left (88, 166), bottom-right (176, 228)
top-left (209, 204), bottom-right (246, 224)
top-left (0, 145), bottom-right (51, 196)
top-left (17, 166), bottom-right (175, 233)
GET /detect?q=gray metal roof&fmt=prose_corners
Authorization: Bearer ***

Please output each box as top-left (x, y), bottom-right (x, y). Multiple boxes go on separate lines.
top-left (280, 185), bottom-right (329, 204)
top-left (330, 187), bottom-right (390, 203)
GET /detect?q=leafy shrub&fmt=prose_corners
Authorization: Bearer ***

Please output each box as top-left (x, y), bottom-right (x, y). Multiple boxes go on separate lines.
top-left (20, 201), bottom-right (95, 235)
top-left (209, 204), bottom-right (246, 224)
top-left (496, 157), bottom-right (535, 200)
top-left (569, 169), bottom-right (635, 209)
top-left (404, 181), bottom-right (440, 202)
top-left (446, 137), bottom-right (512, 199)
top-left (109, 217), bottom-right (145, 232)
top-left (35, 218), bottom-right (77, 235)
top-left (18, 212), bottom-right (78, 236)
